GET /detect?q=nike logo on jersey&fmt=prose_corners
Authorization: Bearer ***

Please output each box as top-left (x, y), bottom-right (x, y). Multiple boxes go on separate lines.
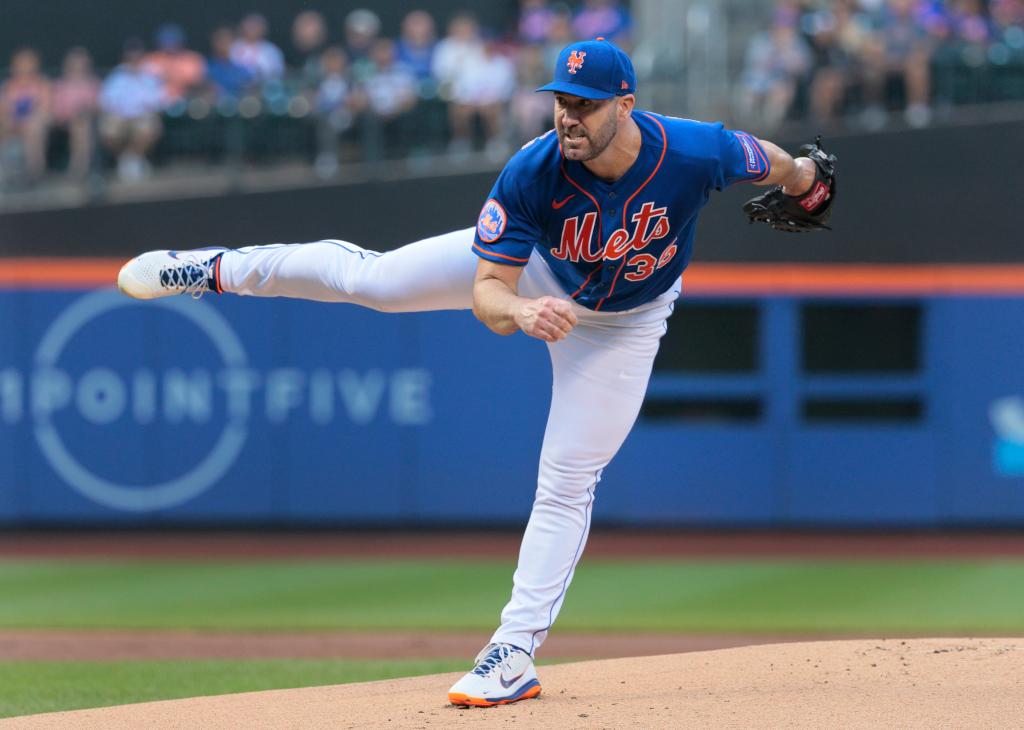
top-left (551, 194), bottom-right (575, 209)
top-left (499, 669), bottom-right (527, 689)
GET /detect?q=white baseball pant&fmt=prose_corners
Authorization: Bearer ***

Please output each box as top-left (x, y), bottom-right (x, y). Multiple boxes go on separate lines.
top-left (218, 229), bottom-right (678, 654)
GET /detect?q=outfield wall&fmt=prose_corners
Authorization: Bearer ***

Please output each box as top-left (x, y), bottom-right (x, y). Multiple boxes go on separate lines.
top-left (2, 265), bottom-right (1023, 527)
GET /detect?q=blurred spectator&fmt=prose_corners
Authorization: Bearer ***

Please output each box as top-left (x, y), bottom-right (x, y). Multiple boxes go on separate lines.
top-left (51, 47), bottom-right (100, 180)
top-left (396, 10), bottom-right (445, 158)
top-left (510, 44), bottom-right (553, 141)
top-left (207, 27), bottom-right (254, 100)
top-left (362, 38), bottom-right (418, 160)
top-left (572, 0), bottom-right (632, 45)
top-left (448, 39), bottom-right (517, 159)
top-left (230, 14), bottom-right (285, 83)
top-left (396, 10), bottom-right (438, 85)
top-left (433, 13), bottom-right (484, 89)
top-left (737, 9), bottom-right (812, 129)
top-left (345, 8), bottom-right (382, 83)
top-left (292, 10), bottom-right (328, 89)
top-left (860, 0), bottom-right (933, 127)
top-left (804, 0), bottom-right (873, 125)
top-left (990, 0), bottom-right (1024, 86)
top-left (364, 40), bottom-right (418, 118)
top-left (313, 45), bottom-right (366, 178)
top-left (142, 24), bottom-right (207, 105)
top-left (543, 6), bottom-right (576, 69)
top-left (0, 48), bottom-right (52, 185)
top-left (951, 0), bottom-right (995, 44)
top-left (519, 0), bottom-right (557, 44)
top-left (930, 0), bottom-right (1010, 107)
top-left (433, 12), bottom-right (485, 154)
top-left (992, 0), bottom-right (1024, 43)
top-left (99, 40), bottom-right (164, 182)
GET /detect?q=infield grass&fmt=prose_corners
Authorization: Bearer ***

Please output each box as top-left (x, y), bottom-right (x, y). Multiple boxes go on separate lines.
top-left (3, 558), bottom-right (1024, 634)
top-left (0, 659), bottom-right (466, 719)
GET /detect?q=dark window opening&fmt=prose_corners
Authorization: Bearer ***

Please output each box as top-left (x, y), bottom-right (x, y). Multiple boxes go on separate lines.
top-left (642, 398), bottom-right (762, 422)
top-left (802, 398), bottom-right (924, 423)
top-left (802, 303), bottom-right (921, 373)
top-left (656, 304), bottom-right (759, 373)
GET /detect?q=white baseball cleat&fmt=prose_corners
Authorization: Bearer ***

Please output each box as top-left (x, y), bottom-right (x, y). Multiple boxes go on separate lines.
top-left (448, 643), bottom-right (541, 707)
top-left (117, 248), bottom-right (228, 300)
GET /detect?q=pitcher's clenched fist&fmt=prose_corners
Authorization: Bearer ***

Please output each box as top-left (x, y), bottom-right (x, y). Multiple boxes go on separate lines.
top-left (471, 258), bottom-right (580, 342)
top-left (514, 296), bottom-right (577, 342)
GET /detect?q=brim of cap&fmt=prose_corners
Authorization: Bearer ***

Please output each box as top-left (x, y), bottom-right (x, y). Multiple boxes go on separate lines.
top-left (535, 81), bottom-right (617, 99)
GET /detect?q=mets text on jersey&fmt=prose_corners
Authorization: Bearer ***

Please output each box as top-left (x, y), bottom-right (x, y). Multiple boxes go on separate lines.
top-left (551, 202), bottom-right (672, 268)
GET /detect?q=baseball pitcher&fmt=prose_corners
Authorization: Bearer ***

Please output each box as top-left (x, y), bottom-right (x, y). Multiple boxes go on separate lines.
top-left (118, 38), bottom-right (835, 707)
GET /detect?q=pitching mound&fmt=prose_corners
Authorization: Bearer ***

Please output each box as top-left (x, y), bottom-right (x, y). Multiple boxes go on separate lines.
top-left (5, 639), bottom-right (1023, 729)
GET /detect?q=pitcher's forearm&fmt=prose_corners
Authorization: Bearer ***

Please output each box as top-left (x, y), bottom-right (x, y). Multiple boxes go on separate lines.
top-left (472, 276), bottom-right (526, 335)
top-left (756, 139), bottom-right (816, 195)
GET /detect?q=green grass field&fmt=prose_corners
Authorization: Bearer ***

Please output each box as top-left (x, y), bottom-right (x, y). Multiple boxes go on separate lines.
top-left (4, 558), bottom-right (1024, 633)
top-left (0, 659), bottom-right (465, 719)
top-left (3, 557), bottom-right (1024, 717)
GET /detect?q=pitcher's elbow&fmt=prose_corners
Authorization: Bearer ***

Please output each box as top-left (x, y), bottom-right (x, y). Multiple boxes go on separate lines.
top-left (473, 304), bottom-right (516, 336)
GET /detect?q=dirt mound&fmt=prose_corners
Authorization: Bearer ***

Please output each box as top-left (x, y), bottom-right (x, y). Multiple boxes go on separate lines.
top-left (5, 639), bottom-right (1022, 729)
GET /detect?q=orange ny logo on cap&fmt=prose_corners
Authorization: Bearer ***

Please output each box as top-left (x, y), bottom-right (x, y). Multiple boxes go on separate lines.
top-left (567, 50), bottom-right (586, 74)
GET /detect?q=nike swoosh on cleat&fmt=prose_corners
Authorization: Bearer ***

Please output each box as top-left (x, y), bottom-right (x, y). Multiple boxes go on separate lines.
top-left (551, 194), bottom-right (575, 209)
top-left (168, 251), bottom-right (181, 259)
top-left (499, 670), bottom-right (527, 689)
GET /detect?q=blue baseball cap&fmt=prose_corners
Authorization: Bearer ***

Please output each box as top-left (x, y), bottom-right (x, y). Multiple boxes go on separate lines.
top-left (536, 38), bottom-right (636, 100)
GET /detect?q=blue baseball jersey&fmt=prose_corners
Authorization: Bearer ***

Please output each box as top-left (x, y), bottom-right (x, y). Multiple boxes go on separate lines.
top-left (473, 110), bottom-right (771, 312)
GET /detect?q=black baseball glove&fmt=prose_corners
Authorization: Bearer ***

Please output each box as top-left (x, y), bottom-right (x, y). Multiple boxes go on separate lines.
top-left (743, 136), bottom-right (837, 233)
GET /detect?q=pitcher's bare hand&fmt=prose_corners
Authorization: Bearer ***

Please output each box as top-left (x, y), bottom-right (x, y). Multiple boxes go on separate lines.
top-left (514, 296), bottom-right (578, 342)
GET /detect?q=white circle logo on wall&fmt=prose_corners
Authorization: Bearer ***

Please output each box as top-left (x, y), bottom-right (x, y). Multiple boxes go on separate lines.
top-left (33, 290), bottom-right (249, 512)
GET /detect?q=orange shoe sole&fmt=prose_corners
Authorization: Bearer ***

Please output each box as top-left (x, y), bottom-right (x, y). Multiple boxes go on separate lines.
top-left (449, 684), bottom-right (542, 707)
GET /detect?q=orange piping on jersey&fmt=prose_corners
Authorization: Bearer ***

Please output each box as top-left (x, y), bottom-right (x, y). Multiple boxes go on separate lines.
top-left (595, 112), bottom-right (668, 311)
top-left (569, 267), bottom-right (599, 299)
top-left (749, 135), bottom-right (771, 182)
top-left (472, 244), bottom-right (530, 264)
top-left (213, 253), bottom-right (223, 294)
top-left (559, 161), bottom-right (604, 298)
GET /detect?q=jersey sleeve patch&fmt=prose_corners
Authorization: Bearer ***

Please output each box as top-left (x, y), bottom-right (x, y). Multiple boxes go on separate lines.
top-left (477, 199), bottom-right (508, 243)
top-left (734, 132), bottom-right (770, 180)
top-left (473, 155), bottom-right (545, 266)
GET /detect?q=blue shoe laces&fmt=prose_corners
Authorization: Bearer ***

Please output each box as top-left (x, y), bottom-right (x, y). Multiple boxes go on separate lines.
top-left (472, 644), bottom-right (518, 677)
top-left (159, 258), bottom-right (215, 299)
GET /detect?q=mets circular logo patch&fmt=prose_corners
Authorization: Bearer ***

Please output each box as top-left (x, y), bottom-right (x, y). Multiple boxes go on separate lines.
top-left (477, 199), bottom-right (507, 243)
